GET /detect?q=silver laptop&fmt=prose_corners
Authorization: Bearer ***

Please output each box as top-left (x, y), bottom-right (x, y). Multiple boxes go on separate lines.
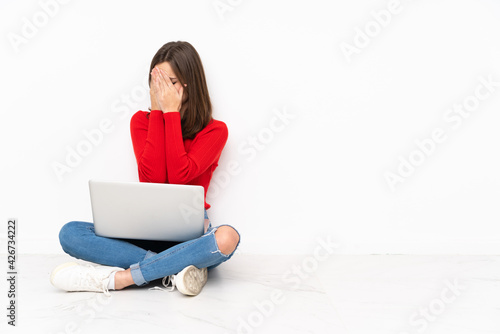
top-left (89, 180), bottom-right (205, 242)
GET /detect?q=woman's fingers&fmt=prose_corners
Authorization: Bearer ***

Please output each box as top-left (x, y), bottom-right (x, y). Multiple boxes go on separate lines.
top-left (150, 69), bottom-right (160, 110)
top-left (150, 68), bottom-right (163, 110)
top-left (157, 68), bottom-right (170, 94)
top-left (158, 68), bottom-right (176, 91)
top-left (151, 67), bottom-right (183, 112)
top-left (151, 68), bottom-right (159, 91)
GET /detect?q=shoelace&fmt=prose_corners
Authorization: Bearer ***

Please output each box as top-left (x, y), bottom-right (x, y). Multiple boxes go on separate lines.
top-left (78, 265), bottom-right (111, 297)
top-left (148, 275), bottom-right (176, 292)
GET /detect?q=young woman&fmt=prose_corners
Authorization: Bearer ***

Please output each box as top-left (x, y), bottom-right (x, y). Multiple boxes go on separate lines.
top-left (50, 41), bottom-right (241, 297)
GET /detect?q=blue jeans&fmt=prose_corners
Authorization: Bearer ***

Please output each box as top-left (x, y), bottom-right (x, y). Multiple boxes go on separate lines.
top-left (58, 209), bottom-right (240, 286)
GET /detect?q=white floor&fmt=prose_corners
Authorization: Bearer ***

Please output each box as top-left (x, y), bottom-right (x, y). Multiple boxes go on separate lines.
top-left (2, 254), bottom-right (500, 334)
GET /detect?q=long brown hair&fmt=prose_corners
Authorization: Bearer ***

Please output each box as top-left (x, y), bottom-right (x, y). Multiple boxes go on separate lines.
top-left (149, 41), bottom-right (213, 139)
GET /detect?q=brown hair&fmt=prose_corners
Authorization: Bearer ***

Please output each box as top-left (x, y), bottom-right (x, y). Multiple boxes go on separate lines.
top-left (149, 41), bottom-right (213, 139)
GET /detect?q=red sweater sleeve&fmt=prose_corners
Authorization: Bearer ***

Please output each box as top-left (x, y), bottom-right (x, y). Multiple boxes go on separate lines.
top-left (130, 110), bottom-right (168, 183)
top-left (164, 112), bottom-right (228, 184)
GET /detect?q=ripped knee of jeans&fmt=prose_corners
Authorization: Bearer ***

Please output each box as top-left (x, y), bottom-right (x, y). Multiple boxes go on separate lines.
top-left (214, 225), bottom-right (240, 256)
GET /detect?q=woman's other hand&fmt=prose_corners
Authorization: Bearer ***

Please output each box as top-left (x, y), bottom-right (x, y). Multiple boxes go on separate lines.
top-left (151, 67), bottom-right (185, 113)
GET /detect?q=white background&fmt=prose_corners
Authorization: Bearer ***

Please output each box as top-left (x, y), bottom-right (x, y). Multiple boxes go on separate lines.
top-left (1, 0), bottom-right (499, 255)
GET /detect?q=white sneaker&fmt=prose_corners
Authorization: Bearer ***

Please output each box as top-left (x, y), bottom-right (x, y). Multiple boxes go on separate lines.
top-left (159, 265), bottom-right (208, 296)
top-left (50, 262), bottom-right (125, 297)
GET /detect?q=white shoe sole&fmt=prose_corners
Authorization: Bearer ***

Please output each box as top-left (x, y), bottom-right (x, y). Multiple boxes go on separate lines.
top-left (50, 262), bottom-right (78, 287)
top-left (176, 266), bottom-right (208, 296)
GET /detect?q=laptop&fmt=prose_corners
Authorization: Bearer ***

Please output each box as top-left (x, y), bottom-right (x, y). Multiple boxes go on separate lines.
top-left (89, 180), bottom-right (205, 242)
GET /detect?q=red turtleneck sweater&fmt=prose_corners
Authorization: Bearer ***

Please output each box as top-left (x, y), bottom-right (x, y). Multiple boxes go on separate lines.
top-left (130, 110), bottom-right (228, 210)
